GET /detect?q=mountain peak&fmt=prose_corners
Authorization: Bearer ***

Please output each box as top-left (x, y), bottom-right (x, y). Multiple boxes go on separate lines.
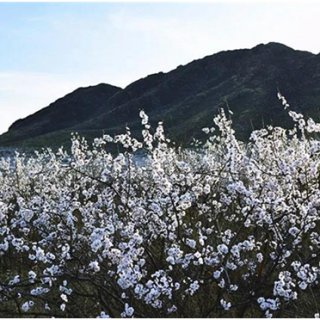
top-left (7, 83), bottom-right (122, 134)
top-left (252, 42), bottom-right (314, 56)
top-left (1, 43), bottom-right (319, 149)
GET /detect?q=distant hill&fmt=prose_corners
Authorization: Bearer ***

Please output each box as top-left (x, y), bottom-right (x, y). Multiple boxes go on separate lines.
top-left (1, 42), bottom-right (320, 149)
top-left (0, 83), bottom-right (122, 148)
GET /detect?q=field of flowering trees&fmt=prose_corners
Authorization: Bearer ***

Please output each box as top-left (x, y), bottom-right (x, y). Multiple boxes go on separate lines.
top-left (1, 94), bottom-right (320, 317)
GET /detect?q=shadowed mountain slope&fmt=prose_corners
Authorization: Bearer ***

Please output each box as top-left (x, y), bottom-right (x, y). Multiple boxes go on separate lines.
top-left (1, 42), bottom-right (319, 149)
top-left (0, 83), bottom-right (122, 146)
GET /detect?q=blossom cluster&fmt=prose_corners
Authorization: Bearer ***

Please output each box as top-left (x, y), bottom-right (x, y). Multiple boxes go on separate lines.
top-left (0, 98), bottom-right (320, 317)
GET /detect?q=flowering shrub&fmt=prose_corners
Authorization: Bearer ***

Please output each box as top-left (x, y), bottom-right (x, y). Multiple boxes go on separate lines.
top-left (1, 94), bottom-right (320, 317)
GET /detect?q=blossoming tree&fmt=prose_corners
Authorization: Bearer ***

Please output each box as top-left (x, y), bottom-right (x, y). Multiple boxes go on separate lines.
top-left (1, 94), bottom-right (320, 317)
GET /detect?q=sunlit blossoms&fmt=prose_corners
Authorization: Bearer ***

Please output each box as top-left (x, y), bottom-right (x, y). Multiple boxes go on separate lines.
top-left (1, 94), bottom-right (320, 317)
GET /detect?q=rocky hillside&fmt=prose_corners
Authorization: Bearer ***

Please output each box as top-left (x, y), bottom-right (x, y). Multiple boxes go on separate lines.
top-left (1, 42), bottom-right (319, 149)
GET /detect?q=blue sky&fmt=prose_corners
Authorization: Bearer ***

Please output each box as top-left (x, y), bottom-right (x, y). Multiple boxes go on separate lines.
top-left (1, 1), bottom-right (320, 134)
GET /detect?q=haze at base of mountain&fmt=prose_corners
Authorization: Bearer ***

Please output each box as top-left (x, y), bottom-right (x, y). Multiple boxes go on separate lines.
top-left (1, 42), bottom-right (320, 150)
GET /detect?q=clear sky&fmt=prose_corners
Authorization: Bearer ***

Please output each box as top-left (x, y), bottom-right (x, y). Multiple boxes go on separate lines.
top-left (1, 1), bottom-right (320, 134)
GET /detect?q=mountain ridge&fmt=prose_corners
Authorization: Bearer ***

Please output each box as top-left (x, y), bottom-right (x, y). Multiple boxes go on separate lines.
top-left (1, 42), bottom-right (319, 149)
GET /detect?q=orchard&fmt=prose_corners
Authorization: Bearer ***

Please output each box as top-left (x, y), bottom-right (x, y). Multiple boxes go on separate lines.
top-left (1, 94), bottom-right (320, 317)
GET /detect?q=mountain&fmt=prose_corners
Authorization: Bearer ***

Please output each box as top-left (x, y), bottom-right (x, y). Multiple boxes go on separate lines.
top-left (0, 83), bottom-right (122, 147)
top-left (1, 42), bottom-right (320, 149)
